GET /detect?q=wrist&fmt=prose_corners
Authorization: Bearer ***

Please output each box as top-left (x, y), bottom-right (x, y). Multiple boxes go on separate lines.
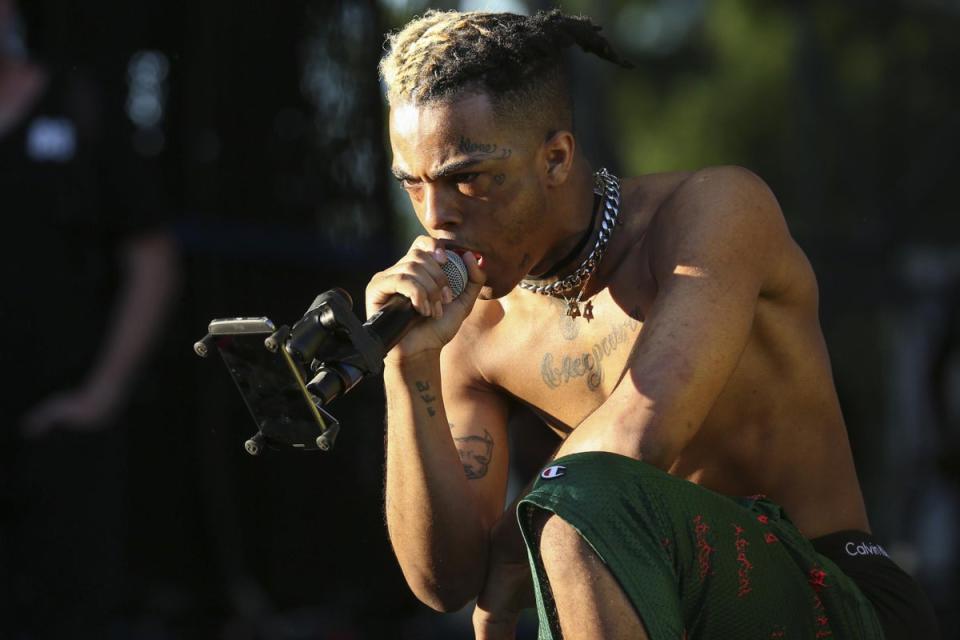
top-left (383, 347), bottom-right (442, 370)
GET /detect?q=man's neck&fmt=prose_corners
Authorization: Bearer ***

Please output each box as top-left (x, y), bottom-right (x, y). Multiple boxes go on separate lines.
top-left (526, 161), bottom-right (597, 281)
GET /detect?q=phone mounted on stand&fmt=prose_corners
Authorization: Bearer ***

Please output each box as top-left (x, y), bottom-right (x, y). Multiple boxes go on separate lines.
top-left (194, 288), bottom-right (388, 456)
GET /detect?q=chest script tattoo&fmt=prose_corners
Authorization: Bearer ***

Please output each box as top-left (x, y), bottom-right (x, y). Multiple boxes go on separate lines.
top-left (540, 317), bottom-right (640, 391)
top-left (459, 136), bottom-right (512, 159)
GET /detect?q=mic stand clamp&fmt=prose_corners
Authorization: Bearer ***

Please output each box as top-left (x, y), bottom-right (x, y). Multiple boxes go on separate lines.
top-left (286, 289), bottom-right (390, 410)
top-left (196, 288), bottom-right (392, 455)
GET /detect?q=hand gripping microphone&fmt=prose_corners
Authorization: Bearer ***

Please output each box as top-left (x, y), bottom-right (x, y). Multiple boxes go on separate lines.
top-left (362, 249), bottom-right (468, 353)
top-left (285, 250), bottom-right (468, 407)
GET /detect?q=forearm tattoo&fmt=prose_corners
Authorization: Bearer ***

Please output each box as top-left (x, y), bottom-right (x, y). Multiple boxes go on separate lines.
top-left (415, 380), bottom-right (437, 417)
top-left (453, 429), bottom-right (494, 480)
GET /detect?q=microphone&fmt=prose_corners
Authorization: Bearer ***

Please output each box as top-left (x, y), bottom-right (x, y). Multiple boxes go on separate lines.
top-left (291, 250), bottom-right (468, 405)
top-left (364, 249), bottom-right (468, 353)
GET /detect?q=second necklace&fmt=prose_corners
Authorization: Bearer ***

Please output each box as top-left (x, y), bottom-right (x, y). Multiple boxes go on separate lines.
top-left (518, 167), bottom-right (622, 319)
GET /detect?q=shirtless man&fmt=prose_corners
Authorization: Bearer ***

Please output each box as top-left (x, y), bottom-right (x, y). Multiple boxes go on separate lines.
top-left (368, 9), bottom-right (937, 639)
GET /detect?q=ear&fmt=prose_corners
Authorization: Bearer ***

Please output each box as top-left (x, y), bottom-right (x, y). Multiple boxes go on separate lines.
top-left (542, 129), bottom-right (576, 187)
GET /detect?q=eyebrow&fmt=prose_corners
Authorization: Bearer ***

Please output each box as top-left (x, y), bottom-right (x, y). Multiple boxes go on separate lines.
top-left (391, 157), bottom-right (488, 182)
top-left (391, 167), bottom-right (415, 181)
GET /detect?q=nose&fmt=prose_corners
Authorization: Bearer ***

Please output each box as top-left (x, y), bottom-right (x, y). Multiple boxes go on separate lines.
top-left (421, 183), bottom-right (461, 231)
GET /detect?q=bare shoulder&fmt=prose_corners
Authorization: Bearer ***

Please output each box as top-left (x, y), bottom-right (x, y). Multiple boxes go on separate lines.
top-left (639, 165), bottom-right (812, 301)
top-left (655, 165), bottom-right (787, 245)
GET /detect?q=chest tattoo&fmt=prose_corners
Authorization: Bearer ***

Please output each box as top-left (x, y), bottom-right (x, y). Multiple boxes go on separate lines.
top-left (540, 317), bottom-right (640, 391)
top-left (551, 297), bottom-right (580, 340)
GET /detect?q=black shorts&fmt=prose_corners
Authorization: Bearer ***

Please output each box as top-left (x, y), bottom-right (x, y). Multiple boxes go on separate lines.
top-left (811, 530), bottom-right (940, 640)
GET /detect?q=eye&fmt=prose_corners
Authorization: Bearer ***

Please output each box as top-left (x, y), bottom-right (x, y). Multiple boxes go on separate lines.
top-left (452, 172), bottom-right (479, 184)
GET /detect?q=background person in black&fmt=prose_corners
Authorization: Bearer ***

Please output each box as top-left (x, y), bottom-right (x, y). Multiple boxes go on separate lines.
top-left (0, 0), bottom-right (179, 635)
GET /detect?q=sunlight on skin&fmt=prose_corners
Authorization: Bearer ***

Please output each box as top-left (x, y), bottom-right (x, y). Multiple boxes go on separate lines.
top-left (674, 264), bottom-right (709, 278)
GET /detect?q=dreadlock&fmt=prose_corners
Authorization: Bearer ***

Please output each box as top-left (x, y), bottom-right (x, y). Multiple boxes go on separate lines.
top-left (379, 9), bottom-right (631, 130)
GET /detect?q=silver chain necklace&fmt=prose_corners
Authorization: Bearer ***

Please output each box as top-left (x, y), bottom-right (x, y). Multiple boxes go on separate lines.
top-left (519, 167), bottom-right (621, 319)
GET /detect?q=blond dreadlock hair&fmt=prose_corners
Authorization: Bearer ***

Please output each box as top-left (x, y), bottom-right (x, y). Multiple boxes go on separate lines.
top-left (379, 9), bottom-right (631, 129)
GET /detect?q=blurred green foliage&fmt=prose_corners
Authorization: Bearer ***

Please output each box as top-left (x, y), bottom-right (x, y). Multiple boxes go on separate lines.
top-left (614, 0), bottom-right (793, 175)
top-left (380, 0), bottom-right (959, 244)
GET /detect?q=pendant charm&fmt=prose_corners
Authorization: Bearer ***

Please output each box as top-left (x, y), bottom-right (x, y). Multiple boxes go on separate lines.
top-left (565, 299), bottom-right (581, 318)
top-left (583, 300), bottom-right (594, 321)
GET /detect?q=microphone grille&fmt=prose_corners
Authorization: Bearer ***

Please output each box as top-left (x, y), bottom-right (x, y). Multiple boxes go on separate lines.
top-left (442, 250), bottom-right (468, 298)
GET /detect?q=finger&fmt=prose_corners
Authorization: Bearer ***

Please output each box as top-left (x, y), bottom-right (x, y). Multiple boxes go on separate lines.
top-left (365, 271), bottom-right (395, 315)
top-left (384, 269), bottom-right (443, 317)
top-left (410, 235), bottom-right (445, 256)
top-left (400, 259), bottom-right (450, 315)
top-left (452, 251), bottom-right (487, 313)
top-left (406, 246), bottom-right (456, 309)
top-left (409, 247), bottom-right (453, 295)
top-left (367, 243), bottom-right (450, 315)
top-left (367, 264), bottom-right (437, 317)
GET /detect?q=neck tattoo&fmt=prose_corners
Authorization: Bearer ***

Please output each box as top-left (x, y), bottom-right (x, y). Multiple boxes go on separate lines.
top-left (519, 167), bottom-right (622, 320)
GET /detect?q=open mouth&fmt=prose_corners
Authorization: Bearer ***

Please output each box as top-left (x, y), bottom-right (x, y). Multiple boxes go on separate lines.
top-left (445, 244), bottom-right (485, 268)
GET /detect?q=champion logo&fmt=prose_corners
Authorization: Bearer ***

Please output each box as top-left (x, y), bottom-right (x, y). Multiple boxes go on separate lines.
top-left (541, 465), bottom-right (566, 479)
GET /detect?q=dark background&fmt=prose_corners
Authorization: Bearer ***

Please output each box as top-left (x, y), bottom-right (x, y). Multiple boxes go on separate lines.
top-left (3, 0), bottom-right (959, 637)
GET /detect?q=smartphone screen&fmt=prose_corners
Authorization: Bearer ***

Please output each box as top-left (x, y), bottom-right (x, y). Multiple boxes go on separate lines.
top-left (213, 326), bottom-right (332, 450)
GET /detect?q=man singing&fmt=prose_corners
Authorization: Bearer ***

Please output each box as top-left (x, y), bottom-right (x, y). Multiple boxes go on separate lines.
top-left (367, 9), bottom-right (937, 639)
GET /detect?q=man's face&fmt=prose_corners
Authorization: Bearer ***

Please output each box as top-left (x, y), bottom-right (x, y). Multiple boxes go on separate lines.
top-left (388, 92), bottom-right (550, 299)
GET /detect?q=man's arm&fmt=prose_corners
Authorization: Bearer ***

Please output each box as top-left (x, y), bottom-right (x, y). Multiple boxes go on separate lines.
top-left (384, 337), bottom-right (511, 612)
top-left (472, 475), bottom-right (543, 640)
top-left (557, 166), bottom-right (793, 464)
top-left (22, 231), bottom-right (180, 435)
top-left (369, 240), bottom-right (510, 611)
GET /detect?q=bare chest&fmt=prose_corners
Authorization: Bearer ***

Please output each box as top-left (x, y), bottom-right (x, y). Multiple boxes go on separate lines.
top-left (481, 292), bottom-right (646, 433)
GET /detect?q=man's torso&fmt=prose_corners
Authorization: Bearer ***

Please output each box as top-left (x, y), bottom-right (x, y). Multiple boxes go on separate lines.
top-left (452, 169), bottom-right (869, 539)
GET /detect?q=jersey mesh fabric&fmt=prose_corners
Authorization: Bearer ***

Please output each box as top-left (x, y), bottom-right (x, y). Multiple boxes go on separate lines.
top-left (517, 451), bottom-right (885, 640)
